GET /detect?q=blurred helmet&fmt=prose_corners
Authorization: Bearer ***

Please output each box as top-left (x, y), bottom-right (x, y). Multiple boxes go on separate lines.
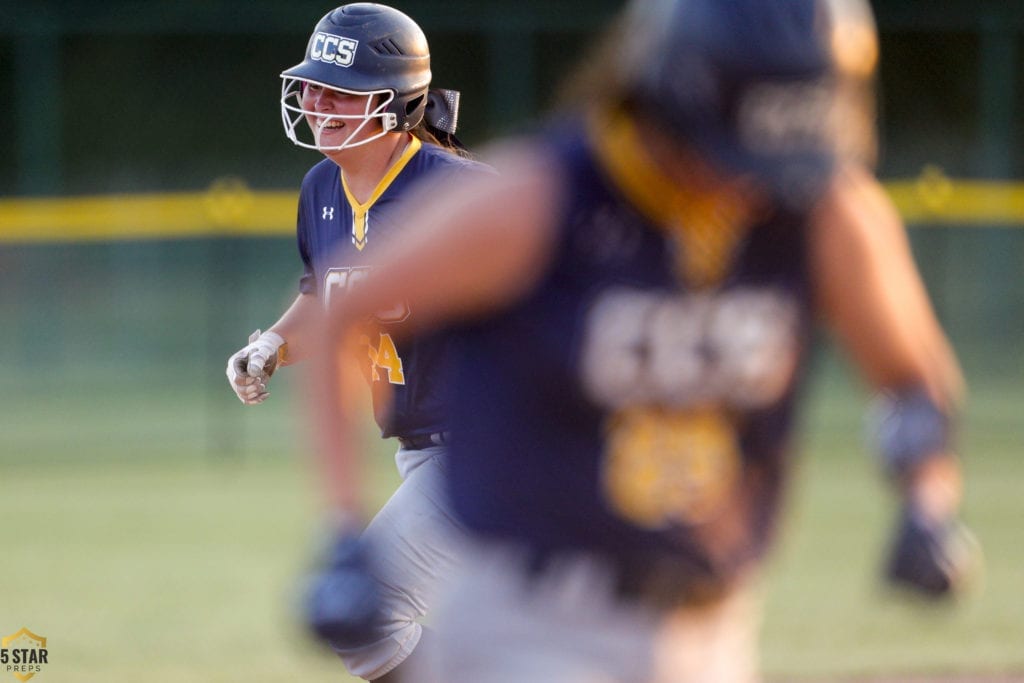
top-left (621, 0), bottom-right (878, 208)
top-left (280, 3), bottom-right (431, 151)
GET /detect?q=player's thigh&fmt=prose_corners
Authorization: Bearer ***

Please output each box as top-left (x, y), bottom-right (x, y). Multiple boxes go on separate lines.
top-left (362, 448), bottom-right (464, 618)
top-left (434, 544), bottom-right (656, 683)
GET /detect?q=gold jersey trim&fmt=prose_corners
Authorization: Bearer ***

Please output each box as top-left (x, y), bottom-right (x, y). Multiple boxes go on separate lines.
top-left (587, 109), bottom-right (754, 288)
top-left (341, 135), bottom-right (422, 251)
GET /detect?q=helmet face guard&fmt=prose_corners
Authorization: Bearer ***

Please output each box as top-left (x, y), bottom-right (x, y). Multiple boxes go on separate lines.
top-left (280, 3), bottom-right (431, 153)
top-left (280, 79), bottom-right (398, 151)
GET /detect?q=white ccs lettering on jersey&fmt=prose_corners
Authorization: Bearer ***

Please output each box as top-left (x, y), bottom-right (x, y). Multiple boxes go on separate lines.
top-left (310, 32), bottom-right (359, 67)
top-left (324, 267), bottom-right (410, 323)
top-left (581, 287), bottom-right (800, 410)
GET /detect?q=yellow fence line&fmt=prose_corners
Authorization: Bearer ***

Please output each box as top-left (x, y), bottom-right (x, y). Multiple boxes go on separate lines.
top-left (886, 167), bottom-right (1024, 225)
top-left (1, 174), bottom-right (1022, 243)
top-left (0, 181), bottom-right (298, 243)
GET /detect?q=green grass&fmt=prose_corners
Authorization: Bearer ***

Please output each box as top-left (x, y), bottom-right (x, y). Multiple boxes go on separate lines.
top-left (0, 458), bottom-right (372, 682)
top-left (1, 360), bottom-right (1021, 682)
top-left (0, 370), bottom-right (392, 682)
top-left (761, 366), bottom-right (1024, 680)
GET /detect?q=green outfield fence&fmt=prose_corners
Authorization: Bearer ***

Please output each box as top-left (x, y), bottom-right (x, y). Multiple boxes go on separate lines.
top-left (2, 169), bottom-right (1022, 352)
top-left (1, 171), bottom-right (1022, 460)
top-left (0, 174), bottom-right (1022, 372)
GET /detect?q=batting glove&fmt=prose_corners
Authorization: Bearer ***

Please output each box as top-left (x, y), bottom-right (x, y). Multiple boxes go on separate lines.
top-left (226, 329), bottom-right (286, 404)
top-left (304, 529), bottom-right (383, 647)
top-left (884, 503), bottom-right (981, 598)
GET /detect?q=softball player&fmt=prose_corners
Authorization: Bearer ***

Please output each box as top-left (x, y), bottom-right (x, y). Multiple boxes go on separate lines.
top-left (225, 5), bottom-right (487, 682)
top-left (307, 0), bottom-right (980, 681)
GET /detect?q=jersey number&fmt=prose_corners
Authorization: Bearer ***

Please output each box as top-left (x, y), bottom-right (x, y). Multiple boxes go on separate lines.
top-left (365, 332), bottom-right (405, 385)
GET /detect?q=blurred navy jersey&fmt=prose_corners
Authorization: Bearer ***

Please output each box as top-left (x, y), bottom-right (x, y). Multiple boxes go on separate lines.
top-left (445, 114), bottom-right (817, 585)
top-left (296, 137), bottom-right (489, 439)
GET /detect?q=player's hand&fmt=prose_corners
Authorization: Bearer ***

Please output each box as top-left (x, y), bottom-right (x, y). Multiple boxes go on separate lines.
top-left (225, 329), bottom-right (286, 404)
top-left (304, 528), bottom-right (383, 647)
top-left (884, 503), bottom-right (980, 598)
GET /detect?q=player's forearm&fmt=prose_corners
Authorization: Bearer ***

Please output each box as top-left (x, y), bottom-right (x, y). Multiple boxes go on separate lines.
top-left (266, 292), bottom-right (321, 366)
top-left (902, 453), bottom-right (962, 521)
top-left (812, 167), bottom-right (964, 402)
top-left (306, 313), bottom-right (367, 517)
top-left (813, 167), bottom-right (966, 502)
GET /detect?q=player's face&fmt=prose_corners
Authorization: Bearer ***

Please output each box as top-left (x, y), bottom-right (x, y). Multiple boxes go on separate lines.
top-left (301, 84), bottom-right (384, 149)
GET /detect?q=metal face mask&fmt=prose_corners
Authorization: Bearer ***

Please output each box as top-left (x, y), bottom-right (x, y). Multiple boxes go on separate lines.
top-left (281, 79), bottom-right (398, 151)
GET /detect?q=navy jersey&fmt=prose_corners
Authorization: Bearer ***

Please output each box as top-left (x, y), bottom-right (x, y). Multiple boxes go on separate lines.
top-left (297, 137), bottom-right (489, 439)
top-left (445, 114), bottom-right (817, 585)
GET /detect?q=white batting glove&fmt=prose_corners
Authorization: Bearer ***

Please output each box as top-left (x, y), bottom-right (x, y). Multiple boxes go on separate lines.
top-left (226, 329), bottom-right (286, 405)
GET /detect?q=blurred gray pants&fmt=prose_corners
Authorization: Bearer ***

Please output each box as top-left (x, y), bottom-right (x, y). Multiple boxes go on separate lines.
top-left (331, 445), bottom-right (463, 681)
top-left (432, 541), bottom-right (761, 683)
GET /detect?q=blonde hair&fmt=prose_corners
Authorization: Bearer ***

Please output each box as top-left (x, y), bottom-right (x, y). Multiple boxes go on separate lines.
top-left (411, 123), bottom-right (473, 159)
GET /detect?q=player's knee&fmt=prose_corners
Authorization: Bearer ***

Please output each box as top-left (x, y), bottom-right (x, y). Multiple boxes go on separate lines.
top-left (324, 613), bottom-right (392, 651)
top-left (332, 621), bottom-right (421, 680)
top-left (326, 589), bottom-right (418, 651)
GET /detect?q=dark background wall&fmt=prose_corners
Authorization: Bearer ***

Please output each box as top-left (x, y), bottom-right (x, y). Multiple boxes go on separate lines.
top-left (1, 0), bottom-right (1022, 196)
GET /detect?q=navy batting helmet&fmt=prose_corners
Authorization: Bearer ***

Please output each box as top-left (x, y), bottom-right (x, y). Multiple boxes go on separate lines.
top-left (622, 0), bottom-right (878, 208)
top-left (280, 3), bottom-right (431, 151)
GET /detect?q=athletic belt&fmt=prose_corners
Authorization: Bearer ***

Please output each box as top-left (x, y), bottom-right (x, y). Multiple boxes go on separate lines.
top-left (397, 431), bottom-right (449, 450)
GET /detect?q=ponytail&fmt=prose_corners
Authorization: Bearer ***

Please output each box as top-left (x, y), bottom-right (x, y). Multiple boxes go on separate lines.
top-left (414, 88), bottom-right (472, 158)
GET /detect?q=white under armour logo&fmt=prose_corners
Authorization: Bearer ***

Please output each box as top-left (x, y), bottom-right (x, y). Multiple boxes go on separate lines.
top-left (322, 206), bottom-right (334, 220)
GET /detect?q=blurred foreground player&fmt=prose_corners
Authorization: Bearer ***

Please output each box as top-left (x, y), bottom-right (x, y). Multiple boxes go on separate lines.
top-left (225, 4), bottom-right (487, 681)
top-left (309, 0), bottom-right (981, 681)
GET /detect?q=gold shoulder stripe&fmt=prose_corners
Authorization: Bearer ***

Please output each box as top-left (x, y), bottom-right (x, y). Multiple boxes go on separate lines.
top-left (587, 109), bottom-right (753, 288)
